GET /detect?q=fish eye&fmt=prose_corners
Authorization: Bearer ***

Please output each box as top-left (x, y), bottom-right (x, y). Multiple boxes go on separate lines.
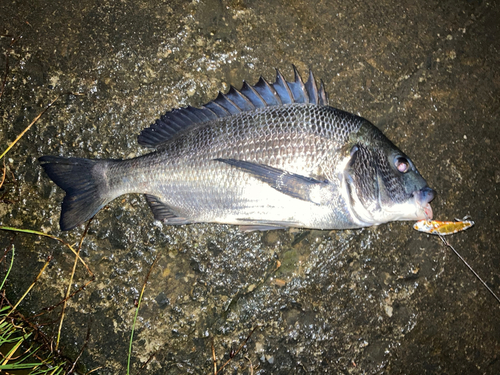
top-left (395, 156), bottom-right (410, 173)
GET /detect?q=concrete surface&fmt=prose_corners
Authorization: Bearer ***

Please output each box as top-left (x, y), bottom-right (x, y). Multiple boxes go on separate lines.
top-left (1, 0), bottom-right (499, 373)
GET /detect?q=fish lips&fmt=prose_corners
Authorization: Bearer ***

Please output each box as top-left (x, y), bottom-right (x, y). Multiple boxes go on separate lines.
top-left (414, 186), bottom-right (436, 220)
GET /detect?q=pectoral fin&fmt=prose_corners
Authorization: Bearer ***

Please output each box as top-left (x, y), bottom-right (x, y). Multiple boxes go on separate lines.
top-left (215, 158), bottom-right (328, 204)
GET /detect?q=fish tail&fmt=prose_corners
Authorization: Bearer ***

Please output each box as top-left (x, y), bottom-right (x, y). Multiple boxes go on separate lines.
top-left (39, 156), bottom-right (115, 231)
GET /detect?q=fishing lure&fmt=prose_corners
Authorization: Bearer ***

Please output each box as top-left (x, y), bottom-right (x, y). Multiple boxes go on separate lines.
top-left (413, 218), bottom-right (474, 235)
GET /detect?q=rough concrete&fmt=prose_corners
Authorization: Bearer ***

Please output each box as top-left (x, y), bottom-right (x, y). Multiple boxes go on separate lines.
top-left (1, 0), bottom-right (499, 373)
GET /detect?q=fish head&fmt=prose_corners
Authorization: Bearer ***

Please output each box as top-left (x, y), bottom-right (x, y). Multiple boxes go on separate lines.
top-left (344, 123), bottom-right (435, 226)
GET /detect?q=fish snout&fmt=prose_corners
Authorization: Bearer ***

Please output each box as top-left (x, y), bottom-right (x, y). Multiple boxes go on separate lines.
top-left (414, 187), bottom-right (436, 220)
top-left (419, 186), bottom-right (436, 204)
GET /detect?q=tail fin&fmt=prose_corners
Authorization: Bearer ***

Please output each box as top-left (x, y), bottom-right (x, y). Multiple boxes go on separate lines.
top-left (39, 156), bottom-right (114, 231)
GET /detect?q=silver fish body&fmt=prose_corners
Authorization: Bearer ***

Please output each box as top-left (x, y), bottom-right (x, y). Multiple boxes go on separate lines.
top-left (40, 68), bottom-right (435, 231)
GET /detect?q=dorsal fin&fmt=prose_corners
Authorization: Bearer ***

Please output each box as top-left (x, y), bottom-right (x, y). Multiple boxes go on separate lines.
top-left (138, 67), bottom-right (329, 148)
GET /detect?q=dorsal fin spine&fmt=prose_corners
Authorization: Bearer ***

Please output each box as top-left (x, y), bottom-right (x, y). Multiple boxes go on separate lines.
top-left (227, 86), bottom-right (255, 110)
top-left (273, 69), bottom-right (293, 104)
top-left (255, 77), bottom-right (282, 106)
top-left (292, 65), bottom-right (309, 103)
top-left (200, 106), bottom-right (218, 119)
top-left (184, 106), bottom-right (204, 122)
top-left (205, 100), bottom-right (231, 117)
top-left (215, 92), bottom-right (241, 114)
top-left (172, 110), bottom-right (195, 124)
top-left (241, 81), bottom-right (266, 108)
top-left (188, 107), bottom-right (209, 122)
top-left (306, 70), bottom-right (319, 105)
top-left (318, 81), bottom-right (327, 105)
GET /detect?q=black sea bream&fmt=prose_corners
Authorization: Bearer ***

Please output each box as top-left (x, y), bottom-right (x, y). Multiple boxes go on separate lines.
top-left (39, 68), bottom-right (435, 231)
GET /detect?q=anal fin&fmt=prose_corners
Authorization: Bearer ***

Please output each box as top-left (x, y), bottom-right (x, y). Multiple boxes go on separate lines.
top-left (239, 225), bottom-right (286, 232)
top-left (237, 219), bottom-right (301, 232)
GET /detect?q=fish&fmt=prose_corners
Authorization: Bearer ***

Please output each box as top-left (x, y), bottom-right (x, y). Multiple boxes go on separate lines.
top-left (413, 218), bottom-right (474, 235)
top-left (39, 67), bottom-right (435, 231)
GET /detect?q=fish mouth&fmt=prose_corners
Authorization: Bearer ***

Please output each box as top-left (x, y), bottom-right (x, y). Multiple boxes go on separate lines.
top-left (414, 187), bottom-right (435, 220)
